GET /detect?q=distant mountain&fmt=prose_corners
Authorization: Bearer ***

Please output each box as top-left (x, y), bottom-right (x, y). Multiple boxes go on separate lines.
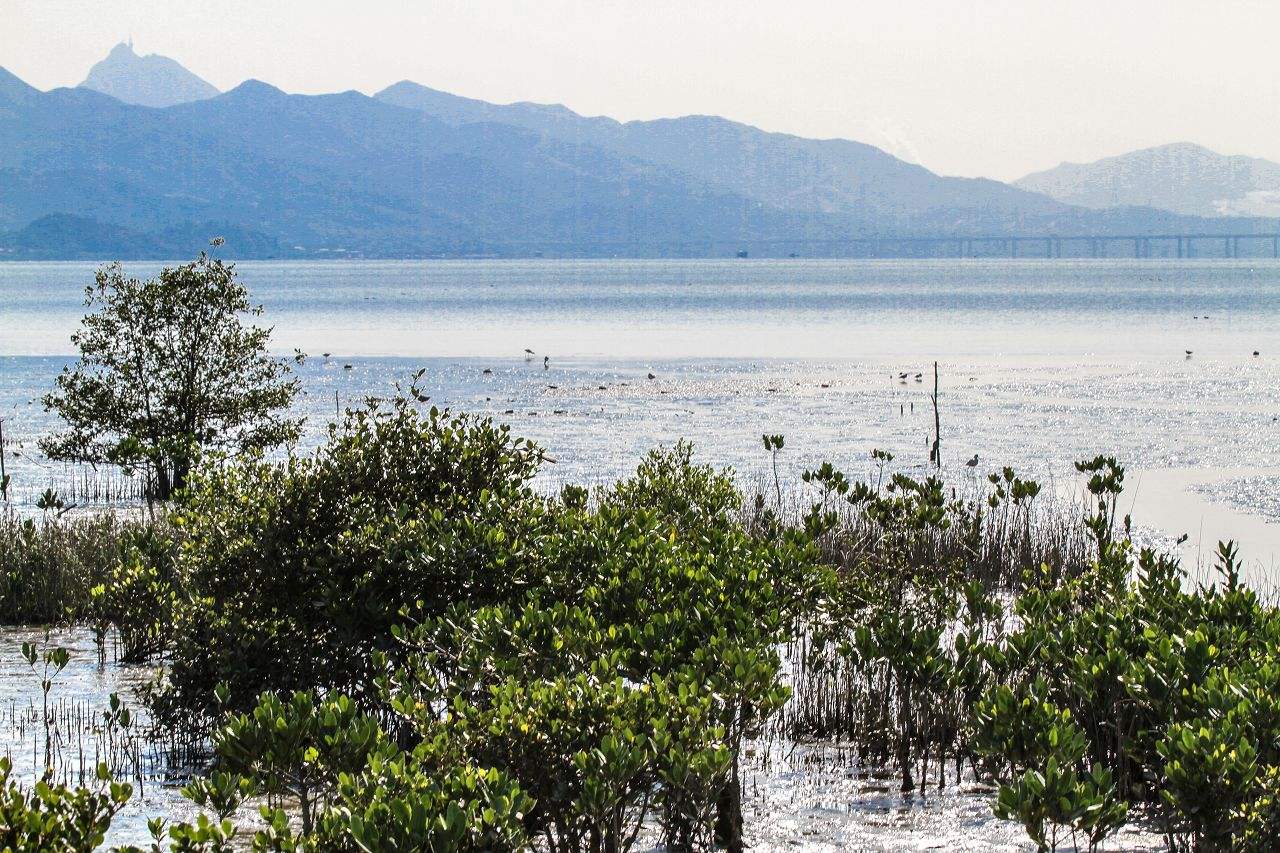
top-left (1, 71), bottom-right (848, 257)
top-left (80, 42), bottom-right (219, 108)
top-left (2, 62), bottom-right (1276, 259)
top-left (1015, 143), bottom-right (1280, 218)
top-left (0, 213), bottom-right (283, 260)
top-left (375, 81), bottom-right (1067, 232)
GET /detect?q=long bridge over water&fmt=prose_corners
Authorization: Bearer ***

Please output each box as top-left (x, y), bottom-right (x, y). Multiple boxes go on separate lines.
top-left (502, 232), bottom-right (1280, 259)
top-left (734, 232), bottom-right (1280, 259)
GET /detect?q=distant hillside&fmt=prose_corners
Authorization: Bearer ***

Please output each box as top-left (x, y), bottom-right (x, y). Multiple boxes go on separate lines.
top-left (375, 81), bottom-right (1068, 233)
top-left (80, 42), bottom-right (219, 108)
top-left (1, 71), bottom-right (847, 257)
top-left (2, 59), bottom-right (1277, 259)
top-left (0, 213), bottom-right (283, 260)
top-left (1015, 143), bottom-right (1280, 218)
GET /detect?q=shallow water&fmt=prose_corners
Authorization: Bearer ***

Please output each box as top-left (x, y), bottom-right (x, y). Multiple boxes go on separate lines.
top-left (1, 626), bottom-right (1166, 851)
top-left (5, 258), bottom-right (1280, 573)
top-left (2, 258), bottom-right (1279, 846)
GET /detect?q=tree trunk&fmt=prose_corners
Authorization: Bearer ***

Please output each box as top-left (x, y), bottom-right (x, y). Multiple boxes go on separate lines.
top-left (715, 756), bottom-right (744, 853)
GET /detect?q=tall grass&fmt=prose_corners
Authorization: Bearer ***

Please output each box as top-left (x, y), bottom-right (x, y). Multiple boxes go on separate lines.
top-left (0, 511), bottom-right (144, 625)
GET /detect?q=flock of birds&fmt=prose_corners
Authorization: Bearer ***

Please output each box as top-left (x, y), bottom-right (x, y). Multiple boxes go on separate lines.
top-left (312, 339), bottom-right (1264, 470)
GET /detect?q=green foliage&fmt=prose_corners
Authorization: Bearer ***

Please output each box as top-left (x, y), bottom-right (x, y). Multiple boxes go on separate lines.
top-left (994, 760), bottom-right (1126, 853)
top-left (0, 757), bottom-right (132, 852)
top-left (311, 750), bottom-right (532, 853)
top-left (40, 250), bottom-right (302, 500)
top-left (976, 682), bottom-right (1127, 851)
top-left (143, 424), bottom-right (820, 853)
top-left (155, 394), bottom-right (549, 720)
top-left (214, 690), bottom-right (389, 835)
top-left (0, 511), bottom-right (142, 625)
top-left (1235, 765), bottom-right (1280, 852)
top-left (1158, 718), bottom-right (1256, 849)
top-left (89, 525), bottom-right (179, 662)
top-left (967, 462), bottom-right (1280, 852)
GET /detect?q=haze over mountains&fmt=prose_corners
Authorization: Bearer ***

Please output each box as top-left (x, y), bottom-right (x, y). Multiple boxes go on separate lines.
top-left (1, 44), bottom-right (1277, 259)
top-left (1015, 143), bottom-right (1280, 219)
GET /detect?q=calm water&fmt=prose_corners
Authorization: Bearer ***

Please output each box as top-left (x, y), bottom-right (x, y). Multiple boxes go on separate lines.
top-left (5, 258), bottom-right (1280, 359)
top-left (5, 260), bottom-right (1280, 560)
top-left (4, 259), bottom-right (1280, 576)
top-left (1, 258), bottom-right (1277, 846)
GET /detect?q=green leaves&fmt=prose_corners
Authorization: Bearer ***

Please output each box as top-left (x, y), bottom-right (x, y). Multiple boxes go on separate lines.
top-left (40, 252), bottom-right (302, 501)
top-left (0, 756), bottom-right (131, 852)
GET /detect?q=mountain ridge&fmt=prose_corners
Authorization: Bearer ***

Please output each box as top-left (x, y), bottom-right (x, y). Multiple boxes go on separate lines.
top-left (1, 47), bottom-right (1278, 259)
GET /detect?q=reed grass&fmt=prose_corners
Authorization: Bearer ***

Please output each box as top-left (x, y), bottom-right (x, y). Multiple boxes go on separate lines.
top-left (0, 511), bottom-right (146, 625)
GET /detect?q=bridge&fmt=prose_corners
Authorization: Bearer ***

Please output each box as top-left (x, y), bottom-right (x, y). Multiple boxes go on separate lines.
top-left (471, 232), bottom-right (1280, 259)
top-left (731, 233), bottom-right (1280, 259)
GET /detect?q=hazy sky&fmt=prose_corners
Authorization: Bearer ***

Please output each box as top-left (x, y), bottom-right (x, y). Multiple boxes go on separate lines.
top-left (5, 0), bottom-right (1280, 181)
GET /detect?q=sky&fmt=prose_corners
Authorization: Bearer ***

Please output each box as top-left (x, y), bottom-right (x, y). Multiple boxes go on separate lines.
top-left (4, 0), bottom-right (1280, 182)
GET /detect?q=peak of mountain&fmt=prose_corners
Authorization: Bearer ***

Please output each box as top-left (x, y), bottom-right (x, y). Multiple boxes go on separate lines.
top-left (80, 41), bottom-right (219, 108)
top-left (1016, 143), bottom-right (1280, 217)
top-left (221, 79), bottom-right (287, 100)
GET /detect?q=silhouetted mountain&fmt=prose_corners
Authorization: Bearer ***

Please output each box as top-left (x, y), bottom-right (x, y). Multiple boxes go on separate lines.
top-left (1015, 143), bottom-right (1280, 218)
top-left (1, 69), bottom-right (850, 256)
top-left (2, 63), bottom-right (1276, 259)
top-left (376, 81), bottom-right (1066, 231)
top-left (80, 42), bottom-right (219, 108)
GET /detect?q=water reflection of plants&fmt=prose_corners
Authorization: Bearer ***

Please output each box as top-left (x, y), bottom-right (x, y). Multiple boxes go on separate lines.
top-left (4, 391), bottom-right (1280, 850)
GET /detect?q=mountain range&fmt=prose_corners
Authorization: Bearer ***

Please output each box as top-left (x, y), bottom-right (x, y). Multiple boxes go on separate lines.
top-left (0, 44), bottom-right (1277, 259)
